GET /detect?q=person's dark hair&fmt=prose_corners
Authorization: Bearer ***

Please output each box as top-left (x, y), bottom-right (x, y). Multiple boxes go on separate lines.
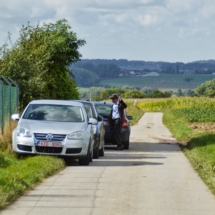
top-left (109, 94), bottom-right (118, 100)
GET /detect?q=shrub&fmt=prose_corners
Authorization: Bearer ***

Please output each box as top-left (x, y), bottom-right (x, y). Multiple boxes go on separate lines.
top-left (124, 90), bottom-right (146, 98)
top-left (100, 88), bottom-right (126, 100)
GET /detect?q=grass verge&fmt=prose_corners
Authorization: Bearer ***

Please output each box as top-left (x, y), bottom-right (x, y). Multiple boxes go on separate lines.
top-left (0, 122), bottom-right (65, 210)
top-left (0, 154), bottom-right (64, 210)
top-left (163, 110), bottom-right (215, 196)
top-left (163, 110), bottom-right (193, 141)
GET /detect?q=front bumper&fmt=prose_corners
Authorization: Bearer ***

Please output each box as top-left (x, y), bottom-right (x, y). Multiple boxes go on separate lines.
top-left (12, 136), bottom-right (90, 157)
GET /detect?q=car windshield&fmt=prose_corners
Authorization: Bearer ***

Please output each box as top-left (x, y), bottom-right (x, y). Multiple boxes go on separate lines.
top-left (95, 105), bottom-right (112, 118)
top-left (23, 104), bottom-right (84, 122)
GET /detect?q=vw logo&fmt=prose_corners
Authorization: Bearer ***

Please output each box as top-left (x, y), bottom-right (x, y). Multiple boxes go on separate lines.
top-left (46, 133), bottom-right (53, 141)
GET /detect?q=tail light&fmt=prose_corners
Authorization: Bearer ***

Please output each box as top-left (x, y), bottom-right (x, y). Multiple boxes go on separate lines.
top-left (122, 118), bottom-right (128, 128)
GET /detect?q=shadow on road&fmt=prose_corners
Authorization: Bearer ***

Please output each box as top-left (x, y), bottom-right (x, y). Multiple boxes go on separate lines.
top-left (65, 159), bottom-right (164, 167)
top-left (64, 141), bottom-right (169, 167)
top-left (129, 141), bottom-right (180, 153)
top-left (106, 154), bottom-right (166, 160)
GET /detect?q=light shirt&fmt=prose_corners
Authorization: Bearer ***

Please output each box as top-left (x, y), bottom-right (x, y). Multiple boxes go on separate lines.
top-left (112, 101), bottom-right (120, 119)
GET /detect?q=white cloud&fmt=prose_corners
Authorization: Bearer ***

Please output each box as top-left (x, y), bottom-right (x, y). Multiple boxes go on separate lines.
top-left (0, 0), bottom-right (215, 62)
top-left (137, 14), bottom-right (158, 26)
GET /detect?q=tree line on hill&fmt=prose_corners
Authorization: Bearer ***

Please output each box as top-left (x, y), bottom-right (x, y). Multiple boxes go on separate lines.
top-left (72, 60), bottom-right (215, 88)
top-left (78, 59), bottom-right (215, 74)
top-left (79, 59), bottom-right (215, 67)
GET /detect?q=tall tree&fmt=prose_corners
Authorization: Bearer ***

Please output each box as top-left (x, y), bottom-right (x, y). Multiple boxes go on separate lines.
top-left (0, 19), bottom-right (85, 108)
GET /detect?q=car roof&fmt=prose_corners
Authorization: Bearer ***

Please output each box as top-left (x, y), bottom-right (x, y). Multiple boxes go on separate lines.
top-left (29, 100), bottom-right (83, 107)
top-left (92, 101), bottom-right (112, 106)
top-left (73, 100), bottom-right (96, 106)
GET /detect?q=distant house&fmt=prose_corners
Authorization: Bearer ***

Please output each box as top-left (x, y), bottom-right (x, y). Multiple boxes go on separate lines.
top-left (118, 73), bottom-right (123, 77)
top-left (180, 70), bottom-right (195, 75)
top-left (144, 72), bottom-right (160, 77)
top-left (130, 71), bottom-right (136, 76)
top-left (134, 72), bottom-right (142, 76)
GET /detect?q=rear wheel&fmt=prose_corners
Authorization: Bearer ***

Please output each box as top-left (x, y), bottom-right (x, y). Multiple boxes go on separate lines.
top-left (93, 139), bottom-right (100, 159)
top-left (123, 139), bottom-right (130, 150)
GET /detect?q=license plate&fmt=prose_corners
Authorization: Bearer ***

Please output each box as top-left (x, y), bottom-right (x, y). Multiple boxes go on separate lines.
top-left (39, 141), bottom-right (62, 147)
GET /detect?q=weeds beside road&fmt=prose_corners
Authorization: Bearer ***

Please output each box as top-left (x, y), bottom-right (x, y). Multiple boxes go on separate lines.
top-left (0, 154), bottom-right (64, 209)
top-left (0, 124), bottom-right (65, 210)
top-left (126, 102), bottom-right (144, 125)
top-left (138, 97), bottom-right (215, 196)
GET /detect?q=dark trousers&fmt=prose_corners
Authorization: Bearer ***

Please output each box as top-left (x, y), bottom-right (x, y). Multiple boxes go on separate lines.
top-left (112, 119), bottom-right (122, 147)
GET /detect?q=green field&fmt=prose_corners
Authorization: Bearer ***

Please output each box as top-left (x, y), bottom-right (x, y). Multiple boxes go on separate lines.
top-left (77, 87), bottom-right (89, 93)
top-left (100, 74), bottom-right (215, 90)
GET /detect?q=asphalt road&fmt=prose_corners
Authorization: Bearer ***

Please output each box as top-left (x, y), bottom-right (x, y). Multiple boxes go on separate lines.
top-left (1, 113), bottom-right (215, 215)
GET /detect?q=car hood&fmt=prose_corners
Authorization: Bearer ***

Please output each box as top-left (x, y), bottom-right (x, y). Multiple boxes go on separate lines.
top-left (18, 119), bottom-right (86, 134)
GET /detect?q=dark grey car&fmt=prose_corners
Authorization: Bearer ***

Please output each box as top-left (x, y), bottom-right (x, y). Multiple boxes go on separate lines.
top-left (92, 102), bottom-right (132, 149)
top-left (74, 100), bottom-right (105, 158)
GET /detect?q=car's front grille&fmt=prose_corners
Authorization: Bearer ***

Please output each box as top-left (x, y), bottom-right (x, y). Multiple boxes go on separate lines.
top-left (17, 144), bottom-right (32, 152)
top-left (36, 146), bottom-right (63, 154)
top-left (66, 148), bottom-right (82, 154)
top-left (34, 133), bottom-right (66, 141)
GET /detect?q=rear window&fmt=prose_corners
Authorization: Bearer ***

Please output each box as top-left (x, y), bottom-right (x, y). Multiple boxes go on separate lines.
top-left (95, 105), bottom-right (112, 118)
top-left (23, 104), bottom-right (84, 122)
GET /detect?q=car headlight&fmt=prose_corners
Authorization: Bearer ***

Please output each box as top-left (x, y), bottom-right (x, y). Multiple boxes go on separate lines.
top-left (17, 128), bottom-right (32, 138)
top-left (67, 132), bottom-right (85, 140)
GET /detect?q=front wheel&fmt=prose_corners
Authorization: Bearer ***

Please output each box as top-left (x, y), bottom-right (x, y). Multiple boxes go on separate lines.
top-left (79, 154), bottom-right (90, 166)
top-left (79, 143), bottom-right (91, 166)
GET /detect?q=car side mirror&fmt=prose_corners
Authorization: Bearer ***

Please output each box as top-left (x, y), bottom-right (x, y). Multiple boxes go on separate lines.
top-left (11, 114), bottom-right (20, 121)
top-left (89, 118), bottom-right (98, 125)
top-left (127, 116), bottom-right (133, 120)
top-left (98, 115), bottom-right (103, 122)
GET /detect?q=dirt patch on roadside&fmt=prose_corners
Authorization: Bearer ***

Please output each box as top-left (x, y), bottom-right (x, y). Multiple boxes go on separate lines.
top-left (189, 123), bottom-right (215, 133)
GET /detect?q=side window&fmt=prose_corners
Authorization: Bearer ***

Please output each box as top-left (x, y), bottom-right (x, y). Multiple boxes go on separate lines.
top-left (83, 104), bottom-right (94, 119)
top-left (92, 106), bottom-right (98, 119)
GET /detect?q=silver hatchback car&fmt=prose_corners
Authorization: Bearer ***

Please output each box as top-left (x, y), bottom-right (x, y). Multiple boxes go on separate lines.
top-left (11, 100), bottom-right (97, 165)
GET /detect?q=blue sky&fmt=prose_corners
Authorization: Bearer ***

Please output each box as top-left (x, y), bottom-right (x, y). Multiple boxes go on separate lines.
top-left (0, 0), bottom-right (215, 62)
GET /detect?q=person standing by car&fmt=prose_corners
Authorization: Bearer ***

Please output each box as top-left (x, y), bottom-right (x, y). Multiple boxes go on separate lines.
top-left (109, 94), bottom-right (127, 150)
